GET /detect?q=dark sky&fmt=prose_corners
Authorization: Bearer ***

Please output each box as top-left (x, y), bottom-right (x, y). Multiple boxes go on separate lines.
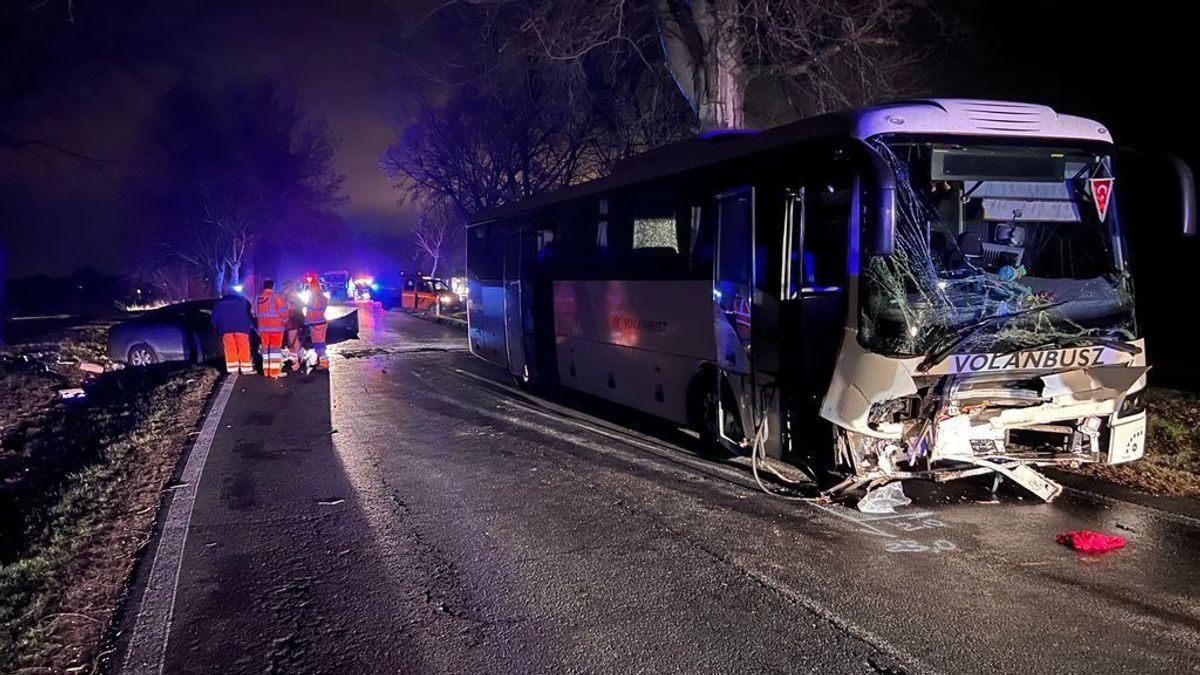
top-left (2, 0), bottom-right (1194, 278)
top-left (2, 0), bottom-right (404, 278)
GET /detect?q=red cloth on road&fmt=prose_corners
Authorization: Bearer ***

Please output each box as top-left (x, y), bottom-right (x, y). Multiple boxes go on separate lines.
top-left (1056, 530), bottom-right (1126, 553)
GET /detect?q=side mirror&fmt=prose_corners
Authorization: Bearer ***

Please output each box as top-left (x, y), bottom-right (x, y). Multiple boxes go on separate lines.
top-left (871, 183), bottom-right (897, 255)
top-left (1119, 147), bottom-right (1196, 238)
top-left (852, 141), bottom-right (898, 256)
top-left (1167, 154), bottom-right (1197, 236)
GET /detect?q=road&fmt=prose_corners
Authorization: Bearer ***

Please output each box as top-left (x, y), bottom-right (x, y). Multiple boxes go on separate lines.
top-left (116, 311), bottom-right (1200, 674)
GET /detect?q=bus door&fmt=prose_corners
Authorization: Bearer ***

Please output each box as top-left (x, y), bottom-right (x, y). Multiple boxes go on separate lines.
top-left (713, 187), bottom-right (757, 446)
top-left (781, 181), bottom-right (849, 458)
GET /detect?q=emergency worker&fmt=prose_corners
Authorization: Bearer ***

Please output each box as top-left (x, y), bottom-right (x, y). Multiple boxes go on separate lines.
top-left (281, 280), bottom-right (305, 372)
top-left (303, 275), bottom-right (330, 369)
top-left (212, 287), bottom-right (254, 375)
top-left (254, 279), bottom-right (290, 378)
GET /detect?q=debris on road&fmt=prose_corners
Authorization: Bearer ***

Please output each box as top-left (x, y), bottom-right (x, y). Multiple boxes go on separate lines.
top-left (57, 388), bottom-right (86, 400)
top-left (77, 362), bottom-right (105, 374)
top-left (1056, 530), bottom-right (1127, 554)
top-left (856, 482), bottom-right (911, 514)
top-left (316, 497), bottom-right (345, 506)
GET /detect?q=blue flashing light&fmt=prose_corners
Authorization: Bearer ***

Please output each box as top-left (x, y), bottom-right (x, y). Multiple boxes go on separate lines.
top-left (699, 128), bottom-right (761, 140)
top-left (370, 282), bottom-right (380, 291)
top-left (232, 284), bottom-right (244, 293)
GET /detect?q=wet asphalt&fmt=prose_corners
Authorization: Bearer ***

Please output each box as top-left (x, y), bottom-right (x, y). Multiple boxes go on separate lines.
top-left (124, 311), bottom-right (1200, 674)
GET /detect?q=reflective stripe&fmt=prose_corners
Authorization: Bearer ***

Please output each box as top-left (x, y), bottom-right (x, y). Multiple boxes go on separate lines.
top-left (305, 290), bottom-right (327, 324)
top-left (256, 291), bottom-right (289, 331)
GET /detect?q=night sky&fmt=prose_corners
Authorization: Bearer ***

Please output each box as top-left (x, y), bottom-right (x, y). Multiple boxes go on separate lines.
top-left (3, 0), bottom-right (401, 277)
top-left (2, 0), bottom-right (1195, 279)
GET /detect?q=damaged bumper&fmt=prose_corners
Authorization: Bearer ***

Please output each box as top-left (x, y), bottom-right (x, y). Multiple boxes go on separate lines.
top-left (822, 335), bottom-right (1148, 501)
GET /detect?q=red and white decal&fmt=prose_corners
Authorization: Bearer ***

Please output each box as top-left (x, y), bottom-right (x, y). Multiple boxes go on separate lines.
top-left (1089, 177), bottom-right (1114, 222)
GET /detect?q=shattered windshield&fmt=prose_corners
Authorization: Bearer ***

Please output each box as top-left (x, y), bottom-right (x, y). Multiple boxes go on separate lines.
top-left (861, 138), bottom-right (1136, 358)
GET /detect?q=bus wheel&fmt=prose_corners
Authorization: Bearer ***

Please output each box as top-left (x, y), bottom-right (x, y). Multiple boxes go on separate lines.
top-left (687, 370), bottom-right (721, 446)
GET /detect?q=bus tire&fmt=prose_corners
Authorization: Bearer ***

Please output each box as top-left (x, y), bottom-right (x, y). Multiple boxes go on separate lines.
top-left (687, 366), bottom-right (723, 447)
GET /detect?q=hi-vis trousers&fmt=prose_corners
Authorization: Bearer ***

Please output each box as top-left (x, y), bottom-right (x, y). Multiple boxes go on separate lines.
top-left (260, 330), bottom-right (285, 378)
top-left (221, 332), bottom-right (253, 375)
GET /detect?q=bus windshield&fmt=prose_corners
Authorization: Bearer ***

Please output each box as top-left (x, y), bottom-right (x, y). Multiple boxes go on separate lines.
top-left (861, 138), bottom-right (1136, 358)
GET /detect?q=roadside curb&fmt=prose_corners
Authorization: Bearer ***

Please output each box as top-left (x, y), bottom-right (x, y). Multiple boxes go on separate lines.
top-left (393, 308), bottom-right (466, 330)
top-left (115, 373), bottom-right (238, 674)
top-left (1046, 468), bottom-right (1200, 523)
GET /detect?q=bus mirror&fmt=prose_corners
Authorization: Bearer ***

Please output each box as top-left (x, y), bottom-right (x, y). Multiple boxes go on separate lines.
top-left (1168, 154), bottom-right (1197, 236)
top-left (848, 140), bottom-right (898, 255)
top-left (871, 184), bottom-right (897, 256)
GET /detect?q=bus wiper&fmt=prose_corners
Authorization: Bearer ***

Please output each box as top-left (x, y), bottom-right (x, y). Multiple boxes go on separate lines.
top-left (916, 301), bottom-right (1069, 373)
top-left (999, 334), bottom-right (1142, 356)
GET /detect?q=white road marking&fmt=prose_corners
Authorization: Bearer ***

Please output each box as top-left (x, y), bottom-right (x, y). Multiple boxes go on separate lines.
top-left (119, 374), bottom-right (238, 675)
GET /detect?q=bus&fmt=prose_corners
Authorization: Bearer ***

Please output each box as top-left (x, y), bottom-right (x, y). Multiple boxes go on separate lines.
top-left (465, 99), bottom-right (1196, 501)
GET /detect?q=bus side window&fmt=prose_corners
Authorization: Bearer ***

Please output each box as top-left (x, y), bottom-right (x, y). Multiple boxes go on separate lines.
top-left (629, 182), bottom-right (685, 278)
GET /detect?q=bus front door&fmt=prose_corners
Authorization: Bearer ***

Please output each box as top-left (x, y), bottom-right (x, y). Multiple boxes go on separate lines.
top-left (713, 187), bottom-right (757, 446)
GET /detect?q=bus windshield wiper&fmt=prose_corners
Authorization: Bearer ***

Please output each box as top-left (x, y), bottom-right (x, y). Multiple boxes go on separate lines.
top-left (916, 300), bottom-right (1069, 373)
top-left (998, 334), bottom-right (1142, 357)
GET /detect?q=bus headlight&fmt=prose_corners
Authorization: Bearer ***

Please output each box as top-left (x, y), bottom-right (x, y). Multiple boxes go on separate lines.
top-left (1118, 390), bottom-right (1147, 418)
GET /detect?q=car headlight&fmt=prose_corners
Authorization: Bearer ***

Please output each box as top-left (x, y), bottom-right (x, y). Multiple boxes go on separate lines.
top-left (1118, 389), bottom-right (1147, 419)
top-left (439, 294), bottom-right (454, 304)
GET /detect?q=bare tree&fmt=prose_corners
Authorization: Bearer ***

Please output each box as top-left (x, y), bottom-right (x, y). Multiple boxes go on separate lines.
top-left (381, 83), bottom-right (595, 216)
top-left (161, 222), bottom-right (230, 296)
top-left (410, 202), bottom-right (463, 277)
top-left (415, 0), bottom-right (953, 131)
top-left (142, 79), bottom-right (345, 295)
top-left (382, 1), bottom-right (692, 215)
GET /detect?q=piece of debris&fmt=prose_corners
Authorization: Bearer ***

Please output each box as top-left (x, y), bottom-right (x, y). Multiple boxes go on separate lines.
top-left (77, 362), bottom-right (105, 374)
top-left (316, 497), bottom-right (345, 506)
top-left (1056, 530), bottom-right (1126, 554)
top-left (856, 482), bottom-right (911, 514)
top-left (58, 387), bottom-right (87, 400)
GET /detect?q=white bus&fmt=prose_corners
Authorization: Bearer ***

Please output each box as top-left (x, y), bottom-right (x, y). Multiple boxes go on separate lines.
top-left (466, 99), bottom-right (1196, 501)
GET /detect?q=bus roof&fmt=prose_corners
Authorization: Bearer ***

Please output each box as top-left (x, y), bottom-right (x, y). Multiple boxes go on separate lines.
top-left (469, 99), bottom-right (1111, 226)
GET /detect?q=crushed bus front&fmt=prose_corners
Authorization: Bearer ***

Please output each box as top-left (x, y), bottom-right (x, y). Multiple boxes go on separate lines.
top-left (822, 337), bottom-right (1147, 501)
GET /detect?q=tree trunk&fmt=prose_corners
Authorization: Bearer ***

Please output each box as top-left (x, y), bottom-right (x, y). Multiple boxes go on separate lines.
top-left (212, 264), bottom-right (226, 297)
top-left (656, 0), bottom-right (749, 131)
top-left (698, 31), bottom-right (748, 130)
top-left (229, 260), bottom-right (241, 288)
top-left (429, 253), bottom-right (440, 278)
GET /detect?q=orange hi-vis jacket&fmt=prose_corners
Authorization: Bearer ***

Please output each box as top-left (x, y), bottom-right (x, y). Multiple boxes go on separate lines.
top-left (305, 286), bottom-right (328, 325)
top-left (255, 289), bottom-right (290, 333)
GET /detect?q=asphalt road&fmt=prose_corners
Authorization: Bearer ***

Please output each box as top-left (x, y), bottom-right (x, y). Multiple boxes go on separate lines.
top-left (117, 311), bottom-right (1200, 674)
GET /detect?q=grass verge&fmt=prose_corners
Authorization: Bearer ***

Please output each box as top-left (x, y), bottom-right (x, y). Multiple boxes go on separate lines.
top-left (0, 365), bottom-right (219, 673)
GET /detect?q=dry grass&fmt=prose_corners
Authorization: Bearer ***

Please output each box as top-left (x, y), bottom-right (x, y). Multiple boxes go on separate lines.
top-left (1, 331), bottom-right (219, 673)
top-left (1075, 388), bottom-right (1200, 498)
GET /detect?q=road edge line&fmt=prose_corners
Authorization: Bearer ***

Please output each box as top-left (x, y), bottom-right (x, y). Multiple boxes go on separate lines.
top-left (118, 373), bottom-right (238, 675)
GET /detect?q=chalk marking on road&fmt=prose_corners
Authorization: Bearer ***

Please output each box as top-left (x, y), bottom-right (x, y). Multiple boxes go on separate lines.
top-left (855, 511), bottom-right (936, 522)
top-left (119, 374), bottom-right (238, 675)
